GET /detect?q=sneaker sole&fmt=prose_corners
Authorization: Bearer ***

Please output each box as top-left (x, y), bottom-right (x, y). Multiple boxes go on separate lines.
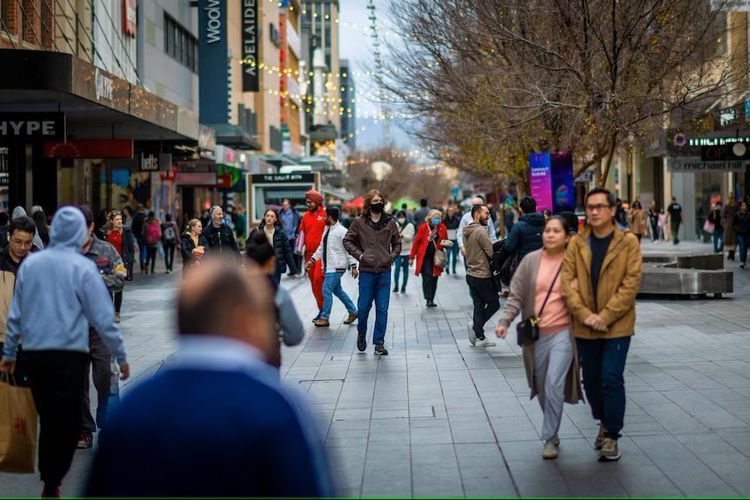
top-left (543, 452), bottom-right (558, 460)
top-left (374, 349), bottom-right (388, 356)
top-left (598, 452), bottom-right (621, 462)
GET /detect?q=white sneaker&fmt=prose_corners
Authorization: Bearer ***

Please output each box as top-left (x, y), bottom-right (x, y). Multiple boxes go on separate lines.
top-left (467, 322), bottom-right (476, 345)
top-left (474, 338), bottom-right (496, 347)
top-left (543, 439), bottom-right (558, 459)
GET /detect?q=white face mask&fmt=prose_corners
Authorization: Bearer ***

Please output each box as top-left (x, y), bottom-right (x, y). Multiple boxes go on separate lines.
top-left (397, 218), bottom-right (406, 224)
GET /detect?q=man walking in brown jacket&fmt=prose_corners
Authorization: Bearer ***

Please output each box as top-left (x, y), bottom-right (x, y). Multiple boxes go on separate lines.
top-left (561, 188), bottom-right (642, 462)
top-left (463, 204), bottom-right (498, 347)
top-left (343, 190), bottom-right (402, 355)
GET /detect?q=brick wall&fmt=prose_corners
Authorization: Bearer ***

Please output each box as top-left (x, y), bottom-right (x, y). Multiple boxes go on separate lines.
top-left (40, 0), bottom-right (53, 49)
top-left (22, 0), bottom-right (42, 45)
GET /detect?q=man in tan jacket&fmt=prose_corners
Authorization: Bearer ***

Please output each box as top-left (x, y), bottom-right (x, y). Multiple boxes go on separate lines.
top-left (561, 188), bottom-right (641, 462)
top-left (463, 204), bottom-right (498, 347)
top-left (0, 216), bottom-right (36, 384)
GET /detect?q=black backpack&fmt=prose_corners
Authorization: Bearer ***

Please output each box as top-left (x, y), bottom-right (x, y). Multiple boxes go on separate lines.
top-left (489, 240), bottom-right (509, 290)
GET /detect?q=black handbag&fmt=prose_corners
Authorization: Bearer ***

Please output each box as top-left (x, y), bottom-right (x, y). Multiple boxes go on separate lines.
top-left (516, 265), bottom-right (562, 347)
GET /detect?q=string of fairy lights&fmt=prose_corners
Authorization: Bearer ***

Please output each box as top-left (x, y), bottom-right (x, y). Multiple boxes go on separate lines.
top-left (242, 0), bottom-right (429, 158)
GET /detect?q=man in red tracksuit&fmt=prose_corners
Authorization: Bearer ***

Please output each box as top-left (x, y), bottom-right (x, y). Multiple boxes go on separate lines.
top-left (299, 189), bottom-right (327, 319)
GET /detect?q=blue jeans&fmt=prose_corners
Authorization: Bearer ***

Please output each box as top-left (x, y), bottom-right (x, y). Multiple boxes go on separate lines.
top-left (321, 271), bottom-right (357, 319)
top-left (357, 270), bottom-right (391, 344)
top-left (137, 235), bottom-right (147, 267)
top-left (712, 229), bottom-right (724, 253)
top-left (738, 234), bottom-right (748, 264)
top-left (445, 240), bottom-right (459, 273)
top-left (393, 255), bottom-right (409, 290)
top-left (576, 336), bottom-right (631, 439)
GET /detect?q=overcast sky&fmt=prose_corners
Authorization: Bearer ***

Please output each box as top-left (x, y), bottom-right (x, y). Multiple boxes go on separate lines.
top-left (339, 0), bottom-right (415, 151)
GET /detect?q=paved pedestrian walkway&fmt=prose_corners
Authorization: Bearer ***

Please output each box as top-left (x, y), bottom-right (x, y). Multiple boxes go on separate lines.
top-left (1, 241), bottom-right (750, 497)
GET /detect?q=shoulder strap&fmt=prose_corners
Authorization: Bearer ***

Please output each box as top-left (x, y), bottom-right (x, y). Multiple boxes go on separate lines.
top-left (537, 264), bottom-right (562, 318)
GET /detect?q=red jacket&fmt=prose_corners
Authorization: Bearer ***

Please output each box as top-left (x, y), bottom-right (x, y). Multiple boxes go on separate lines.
top-left (299, 206), bottom-right (327, 259)
top-left (410, 221), bottom-right (447, 277)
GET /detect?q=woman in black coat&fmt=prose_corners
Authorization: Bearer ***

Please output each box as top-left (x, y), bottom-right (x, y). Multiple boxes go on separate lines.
top-left (248, 208), bottom-right (297, 286)
top-left (180, 218), bottom-right (209, 273)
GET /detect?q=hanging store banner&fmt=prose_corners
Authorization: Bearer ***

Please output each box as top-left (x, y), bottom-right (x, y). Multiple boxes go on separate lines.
top-left (529, 151), bottom-right (553, 211)
top-left (668, 158), bottom-right (747, 172)
top-left (43, 139), bottom-right (133, 158)
top-left (241, 0), bottom-right (259, 91)
top-left (140, 153), bottom-right (173, 172)
top-left (199, 0), bottom-right (229, 123)
top-left (122, 0), bottom-right (137, 37)
top-left (0, 113), bottom-right (65, 141)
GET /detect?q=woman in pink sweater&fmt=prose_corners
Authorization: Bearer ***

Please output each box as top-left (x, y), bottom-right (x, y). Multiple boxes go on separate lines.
top-left (495, 216), bottom-right (582, 460)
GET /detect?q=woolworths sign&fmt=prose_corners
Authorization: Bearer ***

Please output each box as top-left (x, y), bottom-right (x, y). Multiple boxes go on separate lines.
top-left (203, 0), bottom-right (223, 43)
top-left (199, 0), bottom-right (228, 123)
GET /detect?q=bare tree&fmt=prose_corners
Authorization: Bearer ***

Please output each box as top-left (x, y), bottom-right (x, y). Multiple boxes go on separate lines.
top-left (384, 0), bottom-right (742, 185)
top-left (345, 145), bottom-right (452, 203)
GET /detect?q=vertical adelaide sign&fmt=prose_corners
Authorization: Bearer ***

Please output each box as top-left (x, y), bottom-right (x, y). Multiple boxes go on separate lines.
top-left (199, 0), bottom-right (228, 123)
top-left (529, 151), bottom-right (553, 211)
top-left (242, 0), bottom-right (259, 92)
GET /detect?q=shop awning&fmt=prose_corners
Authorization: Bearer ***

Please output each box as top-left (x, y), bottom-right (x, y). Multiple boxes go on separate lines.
top-left (0, 49), bottom-right (199, 142)
top-left (321, 186), bottom-right (355, 201)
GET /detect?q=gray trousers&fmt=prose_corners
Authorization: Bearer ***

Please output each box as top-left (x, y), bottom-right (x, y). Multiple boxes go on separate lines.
top-left (81, 329), bottom-right (112, 433)
top-left (534, 327), bottom-right (574, 441)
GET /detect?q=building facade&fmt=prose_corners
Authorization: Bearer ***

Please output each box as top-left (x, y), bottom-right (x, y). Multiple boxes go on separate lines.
top-left (340, 58), bottom-right (356, 150)
top-left (0, 0), bottom-right (199, 217)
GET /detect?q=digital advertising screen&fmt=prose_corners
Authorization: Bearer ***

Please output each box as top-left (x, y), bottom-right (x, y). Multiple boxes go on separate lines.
top-left (529, 151), bottom-right (553, 211)
top-left (550, 151), bottom-right (575, 213)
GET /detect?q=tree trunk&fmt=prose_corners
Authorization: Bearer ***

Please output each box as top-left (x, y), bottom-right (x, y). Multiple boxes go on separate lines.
top-left (597, 133), bottom-right (618, 187)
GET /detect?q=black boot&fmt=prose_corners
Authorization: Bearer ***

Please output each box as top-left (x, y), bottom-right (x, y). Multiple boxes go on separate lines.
top-left (729, 250), bottom-right (735, 261)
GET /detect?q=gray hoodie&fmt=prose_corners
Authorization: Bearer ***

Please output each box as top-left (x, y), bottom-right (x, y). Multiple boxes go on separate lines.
top-left (3, 207), bottom-right (127, 363)
top-left (12, 206), bottom-right (44, 251)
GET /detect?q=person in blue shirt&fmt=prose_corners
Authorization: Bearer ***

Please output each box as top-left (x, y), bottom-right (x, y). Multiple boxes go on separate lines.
top-left (84, 258), bottom-right (335, 497)
top-left (279, 198), bottom-right (302, 276)
top-left (1, 206), bottom-right (129, 498)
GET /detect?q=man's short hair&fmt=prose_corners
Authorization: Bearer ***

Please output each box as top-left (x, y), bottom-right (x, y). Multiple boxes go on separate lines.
top-left (420, 198), bottom-right (428, 207)
top-left (471, 204), bottom-right (484, 219)
top-left (245, 231), bottom-right (275, 266)
top-left (78, 205), bottom-right (94, 226)
top-left (585, 188), bottom-right (616, 207)
top-left (475, 194), bottom-right (486, 202)
top-left (8, 216), bottom-right (36, 236)
top-left (327, 206), bottom-right (340, 221)
top-left (520, 196), bottom-right (537, 214)
top-left (177, 260), bottom-right (268, 336)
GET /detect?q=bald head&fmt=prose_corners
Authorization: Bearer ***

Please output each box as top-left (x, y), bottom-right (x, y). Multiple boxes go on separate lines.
top-left (177, 257), bottom-right (275, 357)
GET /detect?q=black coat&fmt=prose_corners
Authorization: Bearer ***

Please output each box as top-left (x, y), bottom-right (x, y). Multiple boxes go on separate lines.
top-left (249, 226), bottom-right (298, 275)
top-left (733, 211), bottom-right (750, 236)
top-left (504, 212), bottom-right (544, 258)
top-left (203, 223), bottom-right (239, 255)
top-left (180, 232), bottom-right (209, 265)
